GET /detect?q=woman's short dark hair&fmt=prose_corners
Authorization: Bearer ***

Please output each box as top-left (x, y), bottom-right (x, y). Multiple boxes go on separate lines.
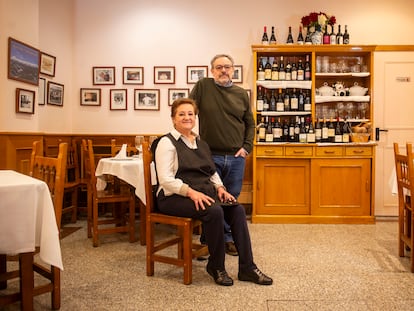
top-left (170, 98), bottom-right (199, 117)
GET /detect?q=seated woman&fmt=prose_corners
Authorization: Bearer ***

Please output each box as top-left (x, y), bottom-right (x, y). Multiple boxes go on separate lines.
top-left (154, 97), bottom-right (272, 286)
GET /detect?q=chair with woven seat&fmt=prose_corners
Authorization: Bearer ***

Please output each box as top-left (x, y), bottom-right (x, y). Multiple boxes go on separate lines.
top-left (82, 139), bottom-right (136, 247)
top-left (142, 139), bottom-right (207, 285)
top-left (0, 141), bottom-right (67, 310)
top-left (394, 142), bottom-right (414, 272)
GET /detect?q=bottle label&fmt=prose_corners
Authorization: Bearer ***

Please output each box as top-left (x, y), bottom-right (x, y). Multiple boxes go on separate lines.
top-left (342, 133), bottom-right (350, 143)
top-left (271, 71), bottom-right (279, 80)
top-left (307, 133), bottom-right (316, 143)
top-left (276, 102), bottom-right (284, 112)
top-left (256, 99), bottom-right (263, 112)
top-left (265, 133), bottom-right (273, 142)
top-left (257, 71), bottom-right (265, 81)
top-left (315, 128), bottom-right (322, 140)
top-left (334, 135), bottom-right (342, 143)
top-left (290, 98), bottom-right (298, 110)
top-left (299, 133), bottom-right (307, 143)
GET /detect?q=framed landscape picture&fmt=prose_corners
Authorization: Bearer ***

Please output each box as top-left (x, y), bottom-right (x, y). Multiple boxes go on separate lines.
top-left (47, 82), bottom-right (64, 106)
top-left (168, 88), bottom-right (189, 106)
top-left (154, 66), bottom-right (175, 84)
top-left (8, 37), bottom-right (40, 86)
top-left (110, 89), bottom-right (127, 110)
top-left (187, 66), bottom-right (207, 84)
top-left (93, 66), bottom-right (115, 85)
top-left (123, 66), bottom-right (143, 85)
top-left (80, 88), bottom-right (101, 106)
top-left (40, 52), bottom-right (56, 77)
top-left (16, 88), bottom-right (35, 114)
top-left (134, 89), bottom-right (160, 111)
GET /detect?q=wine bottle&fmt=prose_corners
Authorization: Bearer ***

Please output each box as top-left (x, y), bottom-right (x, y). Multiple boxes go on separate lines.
top-left (265, 116), bottom-right (273, 142)
top-left (336, 25), bottom-right (343, 44)
top-left (343, 25), bottom-right (350, 44)
top-left (304, 90), bottom-right (311, 111)
top-left (271, 58), bottom-right (279, 81)
top-left (285, 59), bottom-right (292, 81)
top-left (304, 55), bottom-right (311, 81)
top-left (276, 89), bottom-right (284, 112)
top-left (304, 27), bottom-right (312, 45)
top-left (297, 59), bottom-right (304, 81)
top-left (294, 116), bottom-right (300, 142)
top-left (269, 90), bottom-right (276, 111)
top-left (297, 26), bottom-right (304, 45)
top-left (263, 89), bottom-right (269, 111)
top-left (289, 118), bottom-right (296, 142)
top-left (283, 119), bottom-right (289, 142)
top-left (321, 118), bottom-right (329, 142)
top-left (286, 26), bottom-right (294, 44)
top-left (278, 56), bottom-right (286, 80)
top-left (270, 26), bottom-right (277, 45)
top-left (256, 86), bottom-right (263, 112)
top-left (307, 118), bottom-right (316, 143)
top-left (264, 57), bottom-right (272, 80)
top-left (334, 117), bottom-right (343, 143)
top-left (290, 88), bottom-right (298, 111)
top-left (258, 117), bottom-right (266, 142)
top-left (283, 89), bottom-right (290, 112)
top-left (330, 25), bottom-right (336, 45)
top-left (273, 117), bottom-right (282, 142)
top-left (261, 26), bottom-right (269, 45)
top-left (323, 25), bottom-right (330, 44)
top-left (342, 119), bottom-right (350, 143)
top-left (315, 117), bottom-right (322, 142)
top-left (299, 117), bottom-right (307, 143)
top-left (257, 58), bottom-right (265, 81)
top-left (328, 117), bottom-right (335, 142)
top-left (298, 90), bottom-right (304, 111)
top-left (291, 61), bottom-right (298, 81)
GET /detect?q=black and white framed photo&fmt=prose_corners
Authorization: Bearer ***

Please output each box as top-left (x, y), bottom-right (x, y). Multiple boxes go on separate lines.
top-left (123, 66), bottom-right (143, 85)
top-left (154, 66), bottom-right (175, 84)
top-left (38, 77), bottom-right (46, 105)
top-left (16, 88), bottom-right (35, 114)
top-left (80, 88), bottom-right (101, 106)
top-left (47, 81), bottom-right (64, 106)
top-left (134, 89), bottom-right (160, 111)
top-left (232, 65), bottom-right (243, 83)
top-left (8, 37), bottom-right (40, 86)
top-left (168, 88), bottom-right (189, 106)
top-left (40, 52), bottom-right (56, 77)
top-left (186, 66), bottom-right (208, 84)
top-left (93, 66), bottom-right (115, 85)
top-left (110, 89), bottom-right (127, 110)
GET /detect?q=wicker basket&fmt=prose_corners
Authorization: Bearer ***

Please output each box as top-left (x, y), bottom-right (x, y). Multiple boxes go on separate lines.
top-left (350, 133), bottom-right (370, 143)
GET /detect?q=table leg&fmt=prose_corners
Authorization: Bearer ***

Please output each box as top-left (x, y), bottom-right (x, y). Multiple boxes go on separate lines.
top-left (0, 254), bottom-right (6, 289)
top-left (19, 252), bottom-right (34, 311)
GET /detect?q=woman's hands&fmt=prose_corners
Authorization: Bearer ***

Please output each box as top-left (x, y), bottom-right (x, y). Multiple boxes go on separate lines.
top-left (217, 186), bottom-right (236, 204)
top-left (187, 188), bottom-right (215, 211)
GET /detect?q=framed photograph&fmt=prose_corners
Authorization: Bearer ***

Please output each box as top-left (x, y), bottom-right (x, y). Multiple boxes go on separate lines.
top-left (168, 88), bottom-right (189, 106)
top-left (134, 89), bottom-right (160, 111)
top-left (187, 66), bottom-right (208, 84)
top-left (154, 66), bottom-right (175, 84)
top-left (123, 66), bottom-right (143, 85)
top-left (38, 77), bottom-right (46, 105)
top-left (93, 66), bottom-right (115, 85)
top-left (16, 88), bottom-right (35, 114)
top-left (80, 88), bottom-right (101, 106)
top-left (232, 65), bottom-right (243, 83)
top-left (110, 89), bottom-right (127, 110)
top-left (47, 82), bottom-right (64, 106)
top-left (8, 37), bottom-right (40, 86)
top-left (40, 52), bottom-right (56, 77)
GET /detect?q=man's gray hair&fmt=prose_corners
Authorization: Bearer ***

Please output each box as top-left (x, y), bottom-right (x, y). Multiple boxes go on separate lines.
top-left (210, 54), bottom-right (234, 67)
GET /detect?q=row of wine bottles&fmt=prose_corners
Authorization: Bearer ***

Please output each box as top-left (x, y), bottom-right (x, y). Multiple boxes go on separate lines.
top-left (257, 115), bottom-right (352, 143)
top-left (261, 25), bottom-right (350, 45)
top-left (258, 55), bottom-right (311, 81)
top-left (257, 87), bottom-right (311, 112)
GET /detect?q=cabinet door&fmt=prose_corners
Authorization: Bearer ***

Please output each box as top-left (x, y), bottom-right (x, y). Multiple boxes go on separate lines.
top-left (311, 159), bottom-right (371, 216)
top-left (256, 158), bottom-right (310, 215)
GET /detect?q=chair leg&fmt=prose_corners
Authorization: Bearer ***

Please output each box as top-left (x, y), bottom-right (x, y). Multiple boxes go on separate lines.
top-left (87, 187), bottom-right (92, 239)
top-left (129, 197), bottom-right (136, 243)
top-left (183, 223), bottom-right (192, 285)
top-left (146, 222), bottom-right (155, 277)
top-left (70, 188), bottom-right (78, 223)
top-left (139, 200), bottom-right (146, 245)
top-left (399, 203), bottom-right (405, 257)
top-left (93, 200), bottom-right (99, 247)
top-left (50, 266), bottom-right (61, 310)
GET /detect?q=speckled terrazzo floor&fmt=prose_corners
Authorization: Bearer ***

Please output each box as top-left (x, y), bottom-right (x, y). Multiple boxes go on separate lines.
top-left (2, 218), bottom-right (414, 311)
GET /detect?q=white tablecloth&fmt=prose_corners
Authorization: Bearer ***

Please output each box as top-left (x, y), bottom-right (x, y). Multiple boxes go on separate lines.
top-left (95, 157), bottom-right (155, 204)
top-left (0, 170), bottom-right (63, 270)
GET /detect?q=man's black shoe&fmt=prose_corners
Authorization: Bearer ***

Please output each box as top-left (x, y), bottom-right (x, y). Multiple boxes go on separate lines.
top-left (206, 265), bottom-right (233, 286)
top-left (225, 241), bottom-right (238, 256)
top-left (238, 268), bottom-right (273, 285)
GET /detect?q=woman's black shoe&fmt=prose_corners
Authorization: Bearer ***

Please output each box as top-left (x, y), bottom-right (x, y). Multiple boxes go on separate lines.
top-left (206, 265), bottom-right (233, 286)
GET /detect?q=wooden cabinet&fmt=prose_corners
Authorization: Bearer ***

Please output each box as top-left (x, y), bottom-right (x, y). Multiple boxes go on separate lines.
top-left (251, 45), bottom-right (376, 224)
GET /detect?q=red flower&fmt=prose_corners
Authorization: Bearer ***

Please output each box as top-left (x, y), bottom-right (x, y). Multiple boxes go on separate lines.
top-left (301, 11), bottom-right (336, 28)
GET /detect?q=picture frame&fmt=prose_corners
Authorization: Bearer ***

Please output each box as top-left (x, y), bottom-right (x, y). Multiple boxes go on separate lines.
top-left (232, 65), bottom-right (243, 83)
top-left (168, 88), bottom-right (189, 106)
top-left (110, 89), bottom-right (127, 110)
top-left (93, 66), bottom-right (115, 85)
top-left (80, 88), bottom-right (101, 106)
top-left (16, 88), bottom-right (35, 114)
top-left (47, 81), bottom-right (64, 106)
top-left (154, 66), bottom-right (175, 84)
top-left (8, 37), bottom-right (40, 86)
top-left (40, 52), bottom-right (56, 77)
top-left (38, 77), bottom-right (46, 105)
top-left (122, 66), bottom-right (144, 85)
top-left (187, 66), bottom-right (208, 84)
top-left (134, 89), bottom-right (160, 111)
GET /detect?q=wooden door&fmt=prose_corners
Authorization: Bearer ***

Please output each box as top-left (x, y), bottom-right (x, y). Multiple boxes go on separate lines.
top-left (374, 51), bottom-right (414, 216)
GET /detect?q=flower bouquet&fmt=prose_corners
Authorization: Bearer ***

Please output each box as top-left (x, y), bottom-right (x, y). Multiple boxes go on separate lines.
top-left (301, 12), bottom-right (336, 44)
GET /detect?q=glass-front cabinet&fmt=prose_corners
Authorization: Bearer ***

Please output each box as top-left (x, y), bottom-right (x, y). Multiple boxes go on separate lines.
top-left (251, 45), bottom-right (376, 224)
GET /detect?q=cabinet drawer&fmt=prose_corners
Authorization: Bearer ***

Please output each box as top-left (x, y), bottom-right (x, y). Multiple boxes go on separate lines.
top-left (285, 146), bottom-right (313, 156)
top-left (345, 146), bottom-right (372, 156)
top-left (315, 146), bottom-right (343, 157)
top-left (256, 146), bottom-right (284, 157)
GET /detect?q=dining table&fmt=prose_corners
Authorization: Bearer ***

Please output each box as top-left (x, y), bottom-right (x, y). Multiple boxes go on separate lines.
top-left (0, 170), bottom-right (63, 310)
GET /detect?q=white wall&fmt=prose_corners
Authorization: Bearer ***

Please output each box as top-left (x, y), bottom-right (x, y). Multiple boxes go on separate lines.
top-left (2, 0), bottom-right (414, 134)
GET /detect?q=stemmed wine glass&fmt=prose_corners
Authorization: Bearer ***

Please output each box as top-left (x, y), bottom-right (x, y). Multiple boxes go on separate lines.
top-left (135, 135), bottom-right (144, 156)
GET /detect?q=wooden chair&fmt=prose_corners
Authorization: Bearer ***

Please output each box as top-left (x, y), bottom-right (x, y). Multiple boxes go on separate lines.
top-left (142, 139), bottom-right (207, 285)
top-left (0, 142), bottom-right (67, 310)
top-left (111, 139), bottom-right (139, 157)
top-left (82, 139), bottom-right (136, 247)
top-left (394, 142), bottom-right (414, 272)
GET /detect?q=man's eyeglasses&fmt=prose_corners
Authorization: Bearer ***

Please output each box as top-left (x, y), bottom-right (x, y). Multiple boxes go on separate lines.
top-left (214, 65), bottom-right (233, 71)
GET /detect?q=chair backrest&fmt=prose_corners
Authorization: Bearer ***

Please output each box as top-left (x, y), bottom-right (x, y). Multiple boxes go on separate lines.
top-left (394, 142), bottom-right (414, 198)
top-left (81, 139), bottom-right (98, 196)
top-left (111, 139), bottom-right (138, 157)
top-left (142, 139), bottom-right (157, 214)
top-left (30, 142), bottom-right (68, 231)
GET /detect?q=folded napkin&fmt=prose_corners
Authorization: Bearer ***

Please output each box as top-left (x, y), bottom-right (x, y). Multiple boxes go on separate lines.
top-left (114, 144), bottom-right (128, 159)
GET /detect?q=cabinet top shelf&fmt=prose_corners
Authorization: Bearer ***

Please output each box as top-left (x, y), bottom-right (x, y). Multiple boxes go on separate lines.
top-left (251, 45), bottom-right (377, 53)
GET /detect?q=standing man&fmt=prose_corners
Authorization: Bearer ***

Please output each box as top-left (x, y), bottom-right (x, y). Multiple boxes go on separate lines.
top-left (190, 54), bottom-right (255, 256)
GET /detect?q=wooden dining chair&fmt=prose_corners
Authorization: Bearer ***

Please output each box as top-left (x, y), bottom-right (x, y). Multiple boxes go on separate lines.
top-left (394, 142), bottom-right (414, 272)
top-left (142, 139), bottom-right (207, 285)
top-left (82, 139), bottom-right (136, 247)
top-left (0, 142), bottom-right (67, 310)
